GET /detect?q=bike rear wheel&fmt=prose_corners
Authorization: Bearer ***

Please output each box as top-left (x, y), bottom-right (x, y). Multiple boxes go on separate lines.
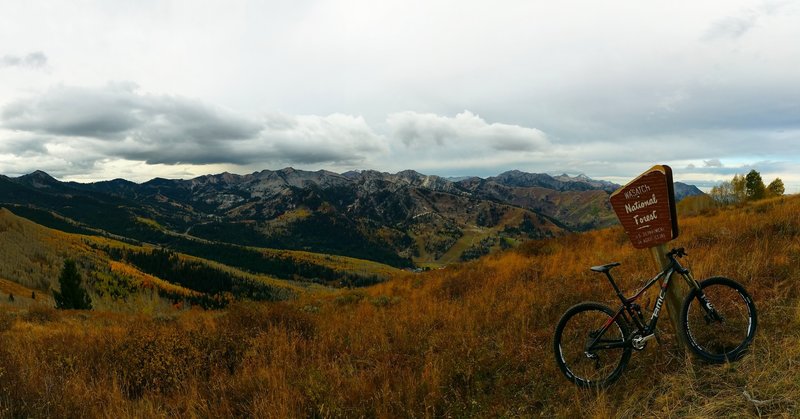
top-left (553, 302), bottom-right (631, 388)
top-left (681, 277), bottom-right (757, 363)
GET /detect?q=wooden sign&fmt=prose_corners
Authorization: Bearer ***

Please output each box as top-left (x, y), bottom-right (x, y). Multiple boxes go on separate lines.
top-left (610, 165), bottom-right (679, 249)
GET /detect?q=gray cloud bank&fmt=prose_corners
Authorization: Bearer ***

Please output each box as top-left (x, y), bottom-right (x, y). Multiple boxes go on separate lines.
top-left (1, 83), bottom-right (558, 174)
top-left (1, 83), bottom-right (387, 167)
top-left (388, 111), bottom-right (548, 152)
top-left (3, 82), bottom-right (258, 142)
top-left (1, 80), bottom-right (798, 189)
top-left (0, 52), bottom-right (47, 69)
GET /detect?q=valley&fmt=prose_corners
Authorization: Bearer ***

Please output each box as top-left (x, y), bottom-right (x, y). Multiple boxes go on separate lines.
top-left (0, 168), bottom-right (703, 274)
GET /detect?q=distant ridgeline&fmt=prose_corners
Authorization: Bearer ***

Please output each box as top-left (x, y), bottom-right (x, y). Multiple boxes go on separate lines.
top-left (0, 169), bottom-right (704, 272)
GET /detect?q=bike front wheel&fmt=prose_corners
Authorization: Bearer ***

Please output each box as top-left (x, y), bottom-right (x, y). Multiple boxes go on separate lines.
top-left (681, 277), bottom-right (757, 363)
top-left (553, 302), bottom-right (631, 388)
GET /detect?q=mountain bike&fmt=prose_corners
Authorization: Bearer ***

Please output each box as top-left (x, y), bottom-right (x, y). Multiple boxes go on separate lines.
top-left (553, 247), bottom-right (757, 388)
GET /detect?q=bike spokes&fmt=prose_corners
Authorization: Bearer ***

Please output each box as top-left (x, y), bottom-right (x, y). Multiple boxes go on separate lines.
top-left (556, 307), bottom-right (628, 386)
top-left (684, 282), bottom-right (755, 359)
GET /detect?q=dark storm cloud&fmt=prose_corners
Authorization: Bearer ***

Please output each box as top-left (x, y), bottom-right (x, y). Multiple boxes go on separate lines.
top-left (0, 84), bottom-right (387, 167)
top-left (272, 143), bottom-right (364, 165)
top-left (0, 136), bottom-right (48, 156)
top-left (2, 83), bottom-right (260, 141)
top-left (108, 141), bottom-right (247, 165)
top-left (0, 51), bottom-right (47, 69)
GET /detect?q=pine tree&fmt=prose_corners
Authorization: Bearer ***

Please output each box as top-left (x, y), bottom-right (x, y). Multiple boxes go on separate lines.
top-left (54, 260), bottom-right (92, 310)
top-left (745, 170), bottom-right (766, 201)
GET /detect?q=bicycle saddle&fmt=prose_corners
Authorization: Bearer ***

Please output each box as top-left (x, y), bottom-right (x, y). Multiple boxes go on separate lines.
top-left (590, 262), bottom-right (620, 273)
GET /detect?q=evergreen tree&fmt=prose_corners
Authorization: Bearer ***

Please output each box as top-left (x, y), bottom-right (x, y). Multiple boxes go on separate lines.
top-left (54, 260), bottom-right (93, 310)
top-left (745, 170), bottom-right (766, 201)
top-left (767, 178), bottom-right (785, 197)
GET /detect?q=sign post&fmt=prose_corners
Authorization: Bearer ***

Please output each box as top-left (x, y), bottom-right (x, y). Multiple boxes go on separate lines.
top-left (610, 165), bottom-right (687, 348)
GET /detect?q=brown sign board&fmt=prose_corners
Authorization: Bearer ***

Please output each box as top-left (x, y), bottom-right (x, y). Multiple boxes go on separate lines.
top-left (610, 165), bottom-right (679, 249)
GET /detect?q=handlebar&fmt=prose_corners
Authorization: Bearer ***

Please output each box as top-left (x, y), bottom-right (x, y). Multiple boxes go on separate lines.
top-left (667, 247), bottom-right (687, 258)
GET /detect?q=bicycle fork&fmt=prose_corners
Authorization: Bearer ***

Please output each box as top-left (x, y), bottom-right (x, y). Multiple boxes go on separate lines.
top-left (682, 271), bottom-right (724, 323)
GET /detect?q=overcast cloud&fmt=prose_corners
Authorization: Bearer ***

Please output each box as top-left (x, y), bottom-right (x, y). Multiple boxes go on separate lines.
top-left (0, 52), bottom-right (47, 69)
top-left (1, 83), bottom-right (389, 167)
top-left (0, 0), bottom-right (799, 191)
top-left (388, 111), bottom-right (548, 151)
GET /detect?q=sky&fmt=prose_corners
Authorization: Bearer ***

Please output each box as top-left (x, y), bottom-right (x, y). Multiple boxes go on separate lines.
top-left (1, 0), bottom-right (799, 191)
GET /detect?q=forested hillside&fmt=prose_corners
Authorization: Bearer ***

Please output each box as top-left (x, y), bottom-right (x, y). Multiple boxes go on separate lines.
top-left (0, 194), bottom-right (796, 417)
top-left (0, 207), bottom-right (401, 309)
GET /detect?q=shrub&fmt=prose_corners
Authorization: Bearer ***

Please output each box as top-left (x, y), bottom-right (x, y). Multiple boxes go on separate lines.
top-left (22, 305), bottom-right (59, 323)
top-left (0, 311), bottom-right (14, 332)
top-left (114, 323), bottom-right (202, 398)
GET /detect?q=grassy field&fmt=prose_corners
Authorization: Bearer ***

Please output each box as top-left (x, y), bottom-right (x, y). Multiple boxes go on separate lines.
top-left (0, 195), bottom-right (798, 417)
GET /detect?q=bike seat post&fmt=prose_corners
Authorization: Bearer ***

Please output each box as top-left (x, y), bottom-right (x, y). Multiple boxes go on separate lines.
top-left (605, 271), bottom-right (626, 302)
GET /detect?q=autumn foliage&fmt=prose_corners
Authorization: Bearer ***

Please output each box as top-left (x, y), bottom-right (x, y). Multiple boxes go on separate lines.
top-left (0, 195), bottom-right (799, 416)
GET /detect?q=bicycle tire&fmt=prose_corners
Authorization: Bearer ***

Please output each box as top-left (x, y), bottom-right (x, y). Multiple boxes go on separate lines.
top-left (553, 302), bottom-right (632, 388)
top-left (680, 277), bottom-right (757, 363)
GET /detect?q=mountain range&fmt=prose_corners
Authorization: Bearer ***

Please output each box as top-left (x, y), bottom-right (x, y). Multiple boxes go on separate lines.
top-left (0, 168), bottom-right (703, 273)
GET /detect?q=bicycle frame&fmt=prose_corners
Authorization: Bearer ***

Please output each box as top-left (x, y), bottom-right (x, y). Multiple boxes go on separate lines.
top-left (586, 257), bottom-right (701, 351)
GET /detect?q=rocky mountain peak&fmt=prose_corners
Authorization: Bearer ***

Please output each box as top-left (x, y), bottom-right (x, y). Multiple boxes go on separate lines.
top-left (16, 170), bottom-right (61, 189)
top-left (341, 170), bottom-right (362, 179)
top-left (142, 177), bottom-right (174, 187)
top-left (492, 171), bottom-right (558, 189)
top-left (673, 182), bottom-right (705, 201)
top-left (395, 169), bottom-right (423, 181)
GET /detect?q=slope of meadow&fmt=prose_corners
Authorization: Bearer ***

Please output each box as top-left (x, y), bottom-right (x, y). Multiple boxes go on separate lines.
top-left (0, 196), bottom-right (799, 417)
top-left (0, 208), bottom-right (310, 309)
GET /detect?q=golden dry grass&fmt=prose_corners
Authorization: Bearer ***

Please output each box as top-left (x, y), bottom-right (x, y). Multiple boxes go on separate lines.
top-left (0, 196), bottom-right (799, 417)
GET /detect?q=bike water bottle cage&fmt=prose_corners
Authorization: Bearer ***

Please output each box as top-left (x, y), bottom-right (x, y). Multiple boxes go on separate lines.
top-left (590, 262), bottom-right (621, 273)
